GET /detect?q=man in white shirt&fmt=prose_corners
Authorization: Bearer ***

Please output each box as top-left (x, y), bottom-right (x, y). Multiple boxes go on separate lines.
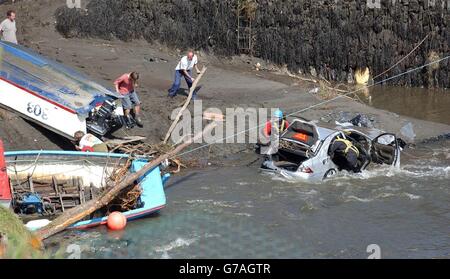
top-left (168, 50), bottom-right (201, 98)
top-left (0, 10), bottom-right (18, 44)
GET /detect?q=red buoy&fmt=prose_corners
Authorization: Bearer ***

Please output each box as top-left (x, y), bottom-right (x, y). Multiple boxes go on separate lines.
top-left (0, 140), bottom-right (12, 206)
top-left (107, 211), bottom-right (127, 230)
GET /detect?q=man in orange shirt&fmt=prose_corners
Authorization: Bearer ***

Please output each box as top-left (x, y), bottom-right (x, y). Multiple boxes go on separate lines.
top-left (257, 109), bottom-right (290, 157)
top-left (263, 109), bottom-right (290, 137)
top-left (114, 71), bottom-right (143, 128)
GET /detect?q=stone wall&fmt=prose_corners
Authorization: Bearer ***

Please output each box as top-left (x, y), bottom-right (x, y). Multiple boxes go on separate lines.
top-left (55, 0), bottom-right (449, 87)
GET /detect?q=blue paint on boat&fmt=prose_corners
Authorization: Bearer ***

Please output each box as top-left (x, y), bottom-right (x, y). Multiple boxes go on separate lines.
top-left (3, 150), bottom-right (169, 230)
top-left (69, 160), bottom-right (169, 229)
top-left (4, 150), bottom-right (130, 159)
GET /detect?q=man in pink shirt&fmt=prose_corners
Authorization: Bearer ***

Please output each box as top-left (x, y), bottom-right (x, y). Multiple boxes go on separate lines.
top-left (114, 71), bottom-right (143, 128)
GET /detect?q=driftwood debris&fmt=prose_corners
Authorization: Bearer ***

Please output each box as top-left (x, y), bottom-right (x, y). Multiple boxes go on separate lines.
top-left (104, 136), bottom-right (147, 148)
top-left (36, 123), bottom-right (215, 240)
top-left (163, 67), bottom-right (207, 144)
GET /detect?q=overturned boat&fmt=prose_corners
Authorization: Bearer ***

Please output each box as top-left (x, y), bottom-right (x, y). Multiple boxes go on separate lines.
top-left (0, 147), bottom-right (170, 231)
top-left (261, 118), bottom-right (403, 182)
top-left (0, 41), bottom-right (126, 140)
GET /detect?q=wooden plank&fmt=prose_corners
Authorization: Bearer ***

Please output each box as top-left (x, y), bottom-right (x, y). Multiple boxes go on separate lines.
top-left (9, 177), bottom-right (15, 207)
top-left (90, 183), bottom-right (95, 201)
top-left (203, 112), bottom-right (225, 122)
top-left (47, 194), bottom-right (81, 198)
top-left (52, 176), bottom-right (64, 212)
top-left (164, 67), bottom-right (207, 143)
top-left (78, 177), bottom-right (84, 205)
top-left (105, 136), bottom-right (146, 147)
top-left (28, 175), bottom-right (34, 193)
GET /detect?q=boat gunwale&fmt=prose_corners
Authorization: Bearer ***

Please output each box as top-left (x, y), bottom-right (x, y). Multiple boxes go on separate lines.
top-left (4, 150), bottom-right (131, 159)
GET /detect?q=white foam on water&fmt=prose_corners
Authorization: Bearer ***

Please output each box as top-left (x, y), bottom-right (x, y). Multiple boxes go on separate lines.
top-left (160, 251), bottom-right (171, 259)
top-left (345, 195), bottom-right (373, 203)
top-left (186, 199), bottom-right (239, 208)
top-left (375, 192), bottom-right (396, 199)
top-left (293, 189), bottom-right (319, 200)
top-left (402, 193), bottom-right (422, 200)
top-left (401, 165), bottom-right (450, 179)
top-left (243, 201), bottom-right (255, 208)
top-left (300, 189), bottom-right (319, 196)
top-left (154, 237), bottom-right (198, 253)
top-left (343, 190), bottom-right (423, 204)
top-left (235, 212), bottom-right (253, 217)
top-left (376, 185), bottom-right (401, 192)
top-left (153, 233), bottom-right (221, 257)
top-left (270, 174), bottom-right (301, 184)
top-left (204, 233), bottom-right (221, 238)
top-left (334, 181), bottom-right (353, 187)
top-left (332, 162), bottom-right (449, 182)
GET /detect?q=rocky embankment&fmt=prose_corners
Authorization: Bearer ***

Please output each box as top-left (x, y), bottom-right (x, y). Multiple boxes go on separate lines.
top-left (56, 0), bottom-right (449, 88)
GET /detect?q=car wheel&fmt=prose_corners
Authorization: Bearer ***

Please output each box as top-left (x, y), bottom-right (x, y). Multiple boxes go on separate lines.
top-left (323, 169), bottom-right (337, 180)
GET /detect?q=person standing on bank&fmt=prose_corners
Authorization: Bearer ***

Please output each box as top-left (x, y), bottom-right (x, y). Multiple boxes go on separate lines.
top-left (114, 71), bottom-right (144, 128)
top-left (168, 50), bottom-right (201, 99)
top-left (0, 10), bottom-right (18, 44)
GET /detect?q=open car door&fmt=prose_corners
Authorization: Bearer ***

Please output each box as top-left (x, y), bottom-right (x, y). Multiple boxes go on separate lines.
top-left (371, 133), bottom-right (400, 167)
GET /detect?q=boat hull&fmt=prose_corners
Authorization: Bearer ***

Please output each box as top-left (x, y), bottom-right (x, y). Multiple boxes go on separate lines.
top-left (0, 41), bottom-right (125, 139)
top-left (70, 159), bottom-right (169, 230)
top-left (3, 150), bottom-right (169, 230)
top-left (0, 77), bottom-right (87, 139)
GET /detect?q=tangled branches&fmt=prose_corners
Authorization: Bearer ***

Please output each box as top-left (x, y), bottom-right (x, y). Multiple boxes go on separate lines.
top-left (108, 184), bottom-right (142, 212)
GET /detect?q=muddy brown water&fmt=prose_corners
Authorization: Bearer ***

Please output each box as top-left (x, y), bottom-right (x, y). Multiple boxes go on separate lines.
top-left (46, 86), bottom-right (450, 259)
top-left (359, 86), bottom-right (450, 125)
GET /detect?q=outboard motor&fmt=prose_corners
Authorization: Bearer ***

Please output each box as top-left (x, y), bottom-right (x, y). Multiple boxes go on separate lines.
top-left (86, 97), bottom-right (125, 137)
top-left (16, 193), bottom-right (44, 215)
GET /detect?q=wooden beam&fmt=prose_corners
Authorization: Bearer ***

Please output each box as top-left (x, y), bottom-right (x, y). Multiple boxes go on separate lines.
top-left (52, 176), bottom-right (64, 212)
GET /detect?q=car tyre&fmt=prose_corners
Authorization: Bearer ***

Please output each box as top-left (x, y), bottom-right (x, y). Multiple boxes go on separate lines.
top-left (323, 169), bottom-right (337, 180)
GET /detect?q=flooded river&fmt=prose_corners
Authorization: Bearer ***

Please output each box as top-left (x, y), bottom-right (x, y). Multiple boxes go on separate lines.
top-left (46, 86), bottom-right (449, 259)
top-left (49, 139), bottom-right (450, 259)
top-left (360, 86), bottom-right (450, 125)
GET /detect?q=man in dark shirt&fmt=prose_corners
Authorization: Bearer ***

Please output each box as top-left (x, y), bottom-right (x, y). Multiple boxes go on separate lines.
top-left (330, 137), bottom-right (364, 173)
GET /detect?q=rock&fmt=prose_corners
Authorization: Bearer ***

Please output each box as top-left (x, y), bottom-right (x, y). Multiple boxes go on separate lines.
top-left (309, 66), bottom-right (317, 77)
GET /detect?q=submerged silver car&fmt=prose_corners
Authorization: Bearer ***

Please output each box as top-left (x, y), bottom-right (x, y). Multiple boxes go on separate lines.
top-left (261, 118), bottom-right (402, 181)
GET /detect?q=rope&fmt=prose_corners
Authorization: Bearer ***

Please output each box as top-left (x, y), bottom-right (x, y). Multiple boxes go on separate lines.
top-left (373, 33), bottom-right (430, 80)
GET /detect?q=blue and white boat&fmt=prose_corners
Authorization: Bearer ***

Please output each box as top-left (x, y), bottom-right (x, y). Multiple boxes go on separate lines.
top-left (1, 149), bottom-right (169, 231)
top-left (0, 41), bottom-right (126, 140)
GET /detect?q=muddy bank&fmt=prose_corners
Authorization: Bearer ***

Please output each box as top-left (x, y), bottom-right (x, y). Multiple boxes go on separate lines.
top-left (55, 0), bottom-right (449, 88)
